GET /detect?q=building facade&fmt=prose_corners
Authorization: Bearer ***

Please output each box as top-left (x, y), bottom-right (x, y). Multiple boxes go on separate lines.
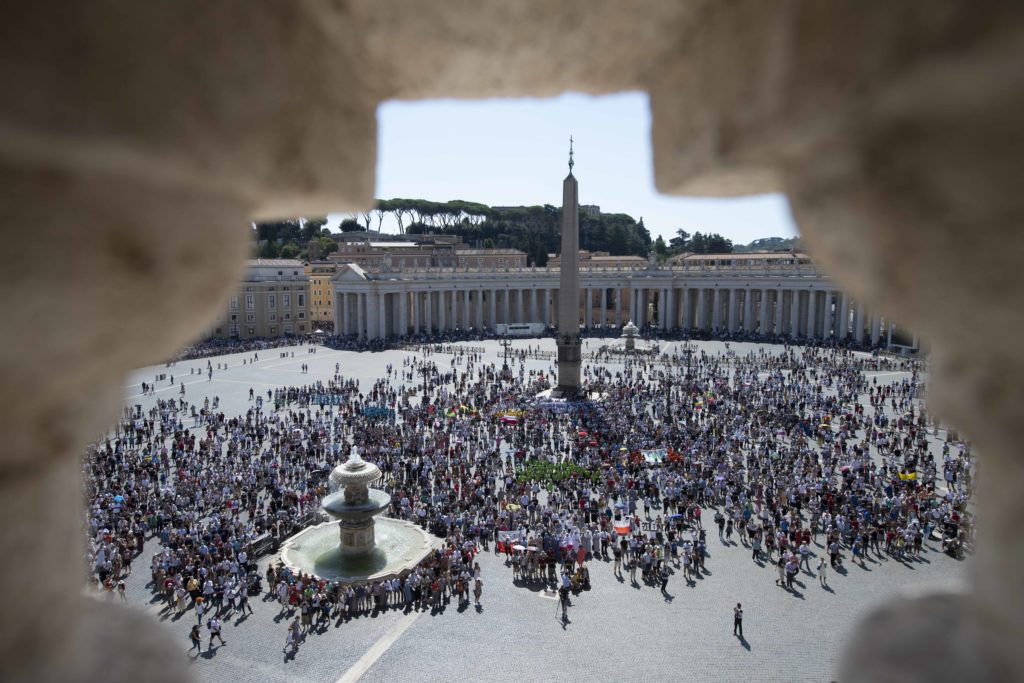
top-left (306, 261), bottom-right (339, 323)
top-left (328, 235), bottom-right (527, 271)
top-left (329, 252), bottom-right (909, 347)
top-left (210, 259), bottom-right (310, 339)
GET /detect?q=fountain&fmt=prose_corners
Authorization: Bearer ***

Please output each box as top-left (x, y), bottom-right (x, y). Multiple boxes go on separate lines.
top-left (622, 319), bottom-right (639, 351)
top-left (278, 449), bottom-right (440, 583)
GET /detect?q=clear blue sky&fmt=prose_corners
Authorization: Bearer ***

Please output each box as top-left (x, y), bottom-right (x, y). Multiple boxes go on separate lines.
top-left (328, 92), bottom-right (797, 245)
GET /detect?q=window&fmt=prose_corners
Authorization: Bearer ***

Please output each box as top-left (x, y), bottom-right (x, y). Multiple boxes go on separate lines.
top-left (298, 294), bottom-right (304, 307)
top-left (268, 294), bottom-right (276, 309)
top-left (283, 294), bottom-right (291, 308)
top-left (284, 313), bottom-right (291, 321)
top-left (230, 314), bottom-right (237, 321)
top-left (230, 295), bottom-right (238, 310)
top-left (283, 286), bottom-right (290, 291)
top-left (269, 312), bottom-right (277, 321)
top-left (293, 270), bottom-right (298, 275)
top-left (215, 327), bottom-right (222, 335)
top-left (298, 312), bottom-right (305, 320)
top-left (285, 325), bottom-right (293, 334)
top-left (246, 313), bottom-right (255, 323)
top-left (245, 294), bottom-right (254, 309)
top-left (278, 270), bottom-right (283, 276)
top-left (299, 324), bottom-right (305, 332)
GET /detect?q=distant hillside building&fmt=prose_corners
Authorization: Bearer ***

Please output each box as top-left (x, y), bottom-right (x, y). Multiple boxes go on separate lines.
top-left (328, 235), bottom-right (526, 270)
top-left (209, 259), bottom-right (309, 339)
top-left (547, 250), bottom-right (647, 269)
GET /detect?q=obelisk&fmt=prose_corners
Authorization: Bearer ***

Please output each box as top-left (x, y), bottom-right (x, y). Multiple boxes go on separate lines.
top-left (555, 137), bottom-right (582, 397)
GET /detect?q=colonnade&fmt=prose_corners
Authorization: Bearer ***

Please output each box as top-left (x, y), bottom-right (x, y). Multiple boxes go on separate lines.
top-left (334, 277), bottom-right (893, 344)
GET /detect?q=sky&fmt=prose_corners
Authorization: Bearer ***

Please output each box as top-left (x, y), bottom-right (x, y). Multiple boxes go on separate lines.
top-left (327, 92), bottom-right (798, 245)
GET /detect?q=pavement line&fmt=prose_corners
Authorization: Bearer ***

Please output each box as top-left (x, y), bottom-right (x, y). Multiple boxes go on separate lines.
top-left (335, 611), bottom-right (420, 683)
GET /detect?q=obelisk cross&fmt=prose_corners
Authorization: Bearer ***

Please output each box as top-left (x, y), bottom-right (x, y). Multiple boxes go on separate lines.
top-left (568, 135), bottom-right (574, 173)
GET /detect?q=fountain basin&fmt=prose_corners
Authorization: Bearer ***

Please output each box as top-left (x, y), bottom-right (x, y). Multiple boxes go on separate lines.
top-left (321, 488), bottom-right (391, 519)
top-left (279, 517), bottom-right (441, 584)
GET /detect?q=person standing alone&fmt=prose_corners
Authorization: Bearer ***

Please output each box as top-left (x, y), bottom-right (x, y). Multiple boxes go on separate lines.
top-left (733, 602), bottom-right (744, 638)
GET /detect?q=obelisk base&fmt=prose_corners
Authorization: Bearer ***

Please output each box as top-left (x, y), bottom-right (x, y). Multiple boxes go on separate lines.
top-left (554, 341), bottom-right (581, 398)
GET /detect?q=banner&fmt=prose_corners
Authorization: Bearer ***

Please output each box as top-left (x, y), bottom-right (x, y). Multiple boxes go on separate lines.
top-left (641, 448), bottom-right (667, 464)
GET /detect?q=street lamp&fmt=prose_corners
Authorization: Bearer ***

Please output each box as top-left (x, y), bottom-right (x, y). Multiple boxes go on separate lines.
top-left (500, 333), bottom-right (513, 379)
top-left (420, 364), bottom-right (430, 406)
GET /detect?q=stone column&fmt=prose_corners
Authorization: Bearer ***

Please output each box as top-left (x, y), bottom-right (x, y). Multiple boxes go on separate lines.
top-left (666, 286), bottom-right (675, 329)
top-left (728, 288), bottom-right (738, 333)
top-left (790, 289), bottom-right (801, 337)
top-left (582, 287), bottom-right (590, 328)
top-left (712, 287), bottom-right (722, 332)
top-left (744, 288), bottom-right (754, 332)
top-left (476, 288), bottom-right (484, 330)
top-left (807, 290), bottom-right (818, 340)
top-left (398, 289), bottom-right (408, 336)
top-left (338, 292), bottom-right (347, 335)
top-left (424, 290), bottom-right (433, 333)
top-left (838, 293), bottom-right (850, 339)
top-left (488, 288), bottom-right (496, 328)
top-left (695, 288), bottom-right (705, 330)
top-left (438, 289), bottom-right (446, 330)
top-left (870, 312), bottom-right (882, 345)
top-left (378, 291), bottom-right (388, 338)
top-left (599, 287), bottom-right (607, 327)
top-left (462, 289), bottom-right (471, 329)
top-left (358, 292), bottom-right (368, 339)
top-left (502, 287), bottom-right (510, 324)
top-left (615, 288), bottom-right (622, 326)
top-left (365, 291), bottom-right (378, 340)
top-left (759, 288), bottom-right (770, 335)
top-left (684, 286), bottom-right (692, 331)
top-left (854, 301), bottom-right (865, 342)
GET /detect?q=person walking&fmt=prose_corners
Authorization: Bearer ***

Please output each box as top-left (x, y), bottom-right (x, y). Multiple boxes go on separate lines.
top-left (733, 603), bottom-right (744, 638)
top-left (284, 617), bottom-right (301, 654)
top-left (206, 616), bottom-right (226, 650)
top-left (817, 556), bottom-right (828, 586)
top-left (187, 625), bottom-right (202, 655)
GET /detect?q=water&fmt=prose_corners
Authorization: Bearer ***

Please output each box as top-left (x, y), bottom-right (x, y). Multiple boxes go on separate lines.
top-left (281, 518), bottom-right (439, 582)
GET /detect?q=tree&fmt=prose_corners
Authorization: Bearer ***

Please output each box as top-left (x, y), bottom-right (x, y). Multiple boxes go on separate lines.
top-left (654, 235), bottom-right (668, 257)
top-left (280, 243), bottom-right (301, 259)
top-left (339, 219), bottom-right (362, 232)
top-left (669, 229), bottom-right (691, 254)
top-left (300, 217), bottom-right (327, 242)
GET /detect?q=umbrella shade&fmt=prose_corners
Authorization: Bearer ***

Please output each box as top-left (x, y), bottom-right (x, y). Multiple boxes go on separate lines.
top-left (512, 544), bottom-right (526, 551)
top-left (527, 546), bottom-right (538, 551)
top-left (506, 503), bottom-right (521, 510)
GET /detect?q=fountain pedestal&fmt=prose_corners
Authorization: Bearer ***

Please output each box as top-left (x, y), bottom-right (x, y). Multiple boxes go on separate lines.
top-left (279, 450), bottom-right (441, 584)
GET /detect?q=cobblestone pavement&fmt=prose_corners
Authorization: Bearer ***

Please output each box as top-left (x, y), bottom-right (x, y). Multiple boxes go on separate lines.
top-left (110, 340), bottom-right (969, 683)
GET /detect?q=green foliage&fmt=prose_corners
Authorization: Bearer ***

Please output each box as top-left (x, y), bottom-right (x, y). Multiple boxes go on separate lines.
top-left (279, 243), bottom-right (301, 259)
top-left (667, 229), bottom-right (733, 255)
top-left (733, 236), bottom-right (800, 253)
top-left (516, 459), bottom-right (600, 485)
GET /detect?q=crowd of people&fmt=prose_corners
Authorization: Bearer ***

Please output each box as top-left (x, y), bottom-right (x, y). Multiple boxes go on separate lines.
top-left (84, 337), bottom-right (973, 655)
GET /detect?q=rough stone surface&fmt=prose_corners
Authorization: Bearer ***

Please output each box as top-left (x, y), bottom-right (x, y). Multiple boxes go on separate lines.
top-left (0, 0), bottom-right (1020, 681)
